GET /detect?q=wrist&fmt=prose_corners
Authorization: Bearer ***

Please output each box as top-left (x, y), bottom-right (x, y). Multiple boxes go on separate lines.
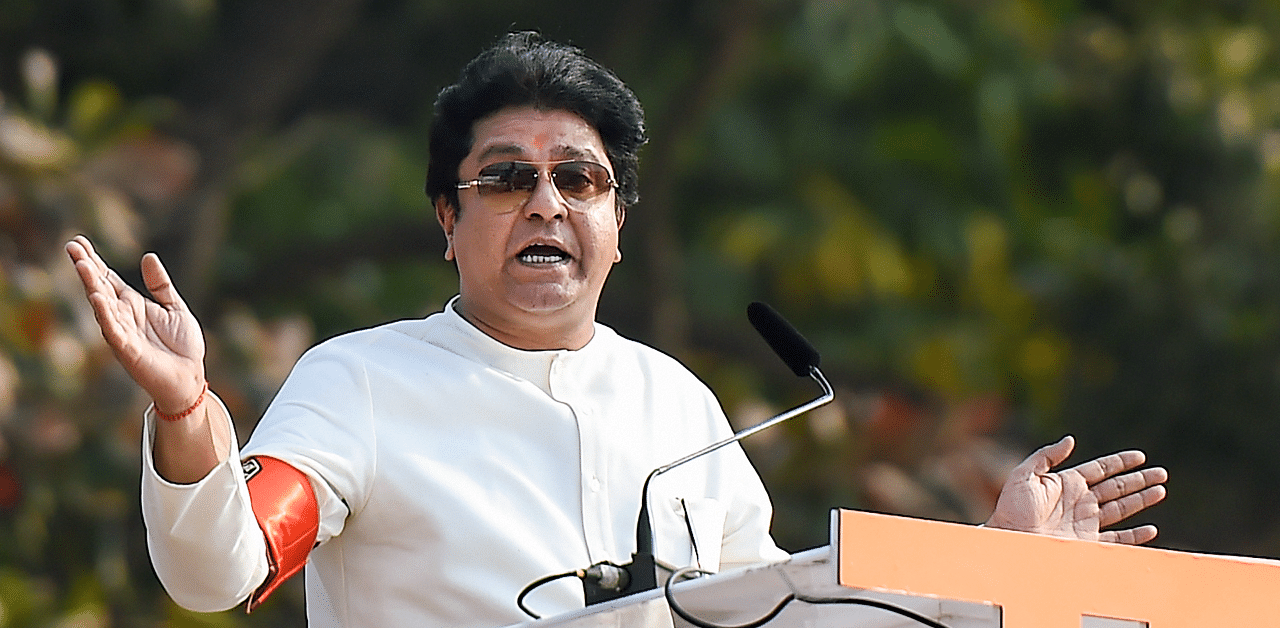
top-left (155, 382), bottom-right (209, 422)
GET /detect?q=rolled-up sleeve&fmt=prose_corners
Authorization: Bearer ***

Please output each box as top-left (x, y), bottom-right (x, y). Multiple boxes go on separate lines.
top-left (140, 393), bottom-right (270, 612)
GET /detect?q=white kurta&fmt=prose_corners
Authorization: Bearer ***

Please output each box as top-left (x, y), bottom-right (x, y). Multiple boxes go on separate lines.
top-left (141, 301), bottom-right (787, 628)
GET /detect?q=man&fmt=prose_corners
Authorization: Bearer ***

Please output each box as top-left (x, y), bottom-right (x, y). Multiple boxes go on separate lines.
top-left (66, 32), bottom-right (1167, 628)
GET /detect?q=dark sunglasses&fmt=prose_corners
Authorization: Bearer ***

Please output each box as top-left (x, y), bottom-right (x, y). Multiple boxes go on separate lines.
top-left (455, 160), bottom-right (617, 204)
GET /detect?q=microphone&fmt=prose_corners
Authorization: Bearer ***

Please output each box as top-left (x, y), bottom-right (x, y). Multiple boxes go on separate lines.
top-left (581, 302), bottom-right (834, 605)
top-left (747, 301), bottom-right (821, 377)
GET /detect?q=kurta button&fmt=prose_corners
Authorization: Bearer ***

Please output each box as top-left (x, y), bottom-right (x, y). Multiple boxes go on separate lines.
top-left (589, 476), bottom-right (602, 492)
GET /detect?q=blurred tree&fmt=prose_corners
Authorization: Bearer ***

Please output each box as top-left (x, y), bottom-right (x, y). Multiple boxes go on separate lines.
top-left (2, 0), bottom-right (1280, 625)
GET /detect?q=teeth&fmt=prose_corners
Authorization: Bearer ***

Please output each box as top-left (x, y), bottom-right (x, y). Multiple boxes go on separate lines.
top-left (519, 243), bottom-right (569, 264)
top-left (521, 253), bottom-right (567, 264)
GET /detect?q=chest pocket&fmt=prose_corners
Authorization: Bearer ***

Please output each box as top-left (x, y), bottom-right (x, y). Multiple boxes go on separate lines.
top-left (651, 496), bottom-right (726, 572)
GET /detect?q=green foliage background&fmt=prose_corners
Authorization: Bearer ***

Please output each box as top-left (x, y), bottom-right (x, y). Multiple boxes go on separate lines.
top-left (3, 0), bottom-right (1280, 625)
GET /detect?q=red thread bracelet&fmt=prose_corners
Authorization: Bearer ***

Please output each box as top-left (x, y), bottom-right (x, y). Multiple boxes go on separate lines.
top-left (155, 383), bottom-right (209, 422)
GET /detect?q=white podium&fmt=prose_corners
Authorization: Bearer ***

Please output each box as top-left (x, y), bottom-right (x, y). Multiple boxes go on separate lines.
top-left (516, 509), bottom-right (1280, 628)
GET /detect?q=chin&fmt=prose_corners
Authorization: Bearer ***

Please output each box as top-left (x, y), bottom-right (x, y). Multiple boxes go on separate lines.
top-left (509, 286), bottom-right (579, 314)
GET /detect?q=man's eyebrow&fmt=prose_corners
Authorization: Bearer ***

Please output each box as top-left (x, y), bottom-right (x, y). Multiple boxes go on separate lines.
top-left (474, 143), bottom-right (603, 163)
top-left (475, 143), bottom-right (526, 162)
top-left (552, 145), bottom-right (596, 161)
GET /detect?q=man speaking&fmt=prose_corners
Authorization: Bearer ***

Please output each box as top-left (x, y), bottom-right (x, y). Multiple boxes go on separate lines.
top-left (66, 32), bottom-right (1167, 628)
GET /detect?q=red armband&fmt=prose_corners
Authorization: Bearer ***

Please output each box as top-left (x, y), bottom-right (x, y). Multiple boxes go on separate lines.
top-left (242, 456), bottom-right (319, 612)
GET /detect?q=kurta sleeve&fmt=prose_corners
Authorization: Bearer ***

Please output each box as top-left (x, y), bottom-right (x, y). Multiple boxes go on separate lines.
top-left (140, 393), bottom-right (271, 612)
top-left (240, 340), bottom-right (376, 546)
top-left (141, 339), bottom-right (371, 614)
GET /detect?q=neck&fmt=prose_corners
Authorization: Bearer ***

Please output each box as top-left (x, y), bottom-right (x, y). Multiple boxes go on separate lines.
top-left (453, 299), bottom-right (596, 351)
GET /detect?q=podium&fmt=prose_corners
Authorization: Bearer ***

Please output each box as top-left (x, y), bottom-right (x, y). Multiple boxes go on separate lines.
top-left (517, 509), bottom-right (1280, 627)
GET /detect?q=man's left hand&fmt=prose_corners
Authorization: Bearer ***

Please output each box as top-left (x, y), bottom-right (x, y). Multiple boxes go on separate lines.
top-left (984, 435), bottom-right (1168, 544)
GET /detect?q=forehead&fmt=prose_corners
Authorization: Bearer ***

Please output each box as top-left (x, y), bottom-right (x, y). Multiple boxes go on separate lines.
top-left (467, 107), bottom-right (609, 165)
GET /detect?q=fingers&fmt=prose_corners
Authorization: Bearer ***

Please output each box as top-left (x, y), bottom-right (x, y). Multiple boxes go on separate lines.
top-left (67, 237), bottom-right (106, 297)
top-left (68, 237), bottom-right (183, 312)
top-left (1069, 449), bottom-right (1148, 486)
top-left (1091, 466), bottom-right (1169, 504)
top-left (66, 236), bottom-right (131, 300)
top-left (1072, 451), bottom-right (1166, 532)
top-left (66, 235), bottom-right (99, 271)
top-left (67, 235), bottom-right (112, 279)
top-left (67, 237), bottom-right (151, 360)
top-left (1099, 524), bottom-right (1159, 546)
top-left (1098, 483), bottom-right (1167, 528)
top-left (67, 237), bottom-right (125, 329)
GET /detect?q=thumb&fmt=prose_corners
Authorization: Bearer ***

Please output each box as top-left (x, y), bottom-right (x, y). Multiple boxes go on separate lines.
top-left (1019, 435), bottom-right (1075, 476)
top-left (140, 253), bottom-right (186, 311)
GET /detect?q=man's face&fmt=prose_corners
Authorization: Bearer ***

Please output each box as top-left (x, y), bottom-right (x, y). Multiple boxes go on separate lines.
top-left (436, 106), bottom-right (624, 350)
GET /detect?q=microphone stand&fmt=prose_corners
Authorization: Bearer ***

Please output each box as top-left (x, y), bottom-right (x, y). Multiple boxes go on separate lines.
top-left (585, 364), bottom-right (834, 604)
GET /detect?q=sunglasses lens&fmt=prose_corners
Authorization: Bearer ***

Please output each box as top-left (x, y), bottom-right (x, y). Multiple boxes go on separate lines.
top-left (551, 162), bottom-right (612, 200)
top-left (468, 161), bottom-right (614, 204)
top-left (474, 162), bottom-right (539, 194)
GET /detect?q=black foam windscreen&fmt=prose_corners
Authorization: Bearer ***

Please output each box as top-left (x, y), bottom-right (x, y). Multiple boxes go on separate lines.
top-left (747, 302), bottom-right (821, 377)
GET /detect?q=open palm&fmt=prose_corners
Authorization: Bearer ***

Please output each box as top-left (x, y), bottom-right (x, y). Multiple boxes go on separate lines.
top-left (66, 236), bottom-right (206, 414)
top-left (986, 436), bottom-right (1168, 545)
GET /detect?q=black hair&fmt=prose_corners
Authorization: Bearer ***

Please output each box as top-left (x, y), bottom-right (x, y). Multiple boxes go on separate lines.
top-left (426, 32), bottom-right (647, 213)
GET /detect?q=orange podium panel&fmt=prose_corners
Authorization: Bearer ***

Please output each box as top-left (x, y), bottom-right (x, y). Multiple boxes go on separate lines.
top-left (836, 509), bottom-right (1280, 627)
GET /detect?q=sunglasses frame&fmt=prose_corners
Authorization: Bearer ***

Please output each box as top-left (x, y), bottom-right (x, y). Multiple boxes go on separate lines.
top-left (455, 160), bottom-right (618, 205)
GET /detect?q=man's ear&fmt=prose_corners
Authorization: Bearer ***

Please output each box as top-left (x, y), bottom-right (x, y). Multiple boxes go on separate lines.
top-left (434, 196), bottom-right (457, 262)
top-left (614, 205), bottom-right (625, 263)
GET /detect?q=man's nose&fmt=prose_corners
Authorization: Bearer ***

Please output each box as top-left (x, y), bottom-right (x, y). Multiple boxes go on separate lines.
top-left (522, 171), bottom-right (568, 220)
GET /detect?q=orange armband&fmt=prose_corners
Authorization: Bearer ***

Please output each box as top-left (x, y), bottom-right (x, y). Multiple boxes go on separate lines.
top-left (242, 456), bottom-right (319, 612)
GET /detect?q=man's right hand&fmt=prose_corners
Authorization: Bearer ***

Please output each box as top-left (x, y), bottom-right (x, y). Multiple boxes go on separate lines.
top-left (67, 235), bottom-right (228, 482)
top-left (66, 235), bottom-right (206, 412)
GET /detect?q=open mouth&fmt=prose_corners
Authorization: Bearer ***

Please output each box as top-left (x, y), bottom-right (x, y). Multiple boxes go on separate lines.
top-left (518, 244), bottom-right (571, 265)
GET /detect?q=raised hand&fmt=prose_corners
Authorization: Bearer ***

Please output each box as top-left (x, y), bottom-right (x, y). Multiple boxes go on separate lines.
top-left (65, 235), bottom-right (206, 416)
top-left (984, 435), bottom-right (1168, 544)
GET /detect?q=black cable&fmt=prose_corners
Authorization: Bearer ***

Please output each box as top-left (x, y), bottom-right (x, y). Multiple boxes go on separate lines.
top-left (665, 568), bottom-right (793, 628)
top-left (518, 560), bottom-right (636, 619)
top-left (516, 569), bottom-right (581, 619)
top-left (663, 567), bottom-right (953, 628)
top-left (794, 594), bottom-right (953, 628)
top-left (679, 498), bottom-right (702, 569)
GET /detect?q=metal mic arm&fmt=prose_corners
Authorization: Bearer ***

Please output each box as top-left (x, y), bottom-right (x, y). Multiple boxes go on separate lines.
top-left (653, 366), bottom-right (833, 478)
top-left (631, 364), bottom-right (834, 567)
top-left (578, 303), bottom-right (833, 608)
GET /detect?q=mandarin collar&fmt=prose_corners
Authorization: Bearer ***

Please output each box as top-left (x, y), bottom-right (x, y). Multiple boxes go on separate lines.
top-left (431, 296), bottom-right (608, 397)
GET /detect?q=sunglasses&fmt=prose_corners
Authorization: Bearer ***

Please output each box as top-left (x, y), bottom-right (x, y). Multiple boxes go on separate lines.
top-left (456, 160), bottom-right (617, 207)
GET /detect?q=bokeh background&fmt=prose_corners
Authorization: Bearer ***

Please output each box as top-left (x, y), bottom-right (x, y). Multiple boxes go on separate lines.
top-left (3, 0), bottom-right (1280, 625)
